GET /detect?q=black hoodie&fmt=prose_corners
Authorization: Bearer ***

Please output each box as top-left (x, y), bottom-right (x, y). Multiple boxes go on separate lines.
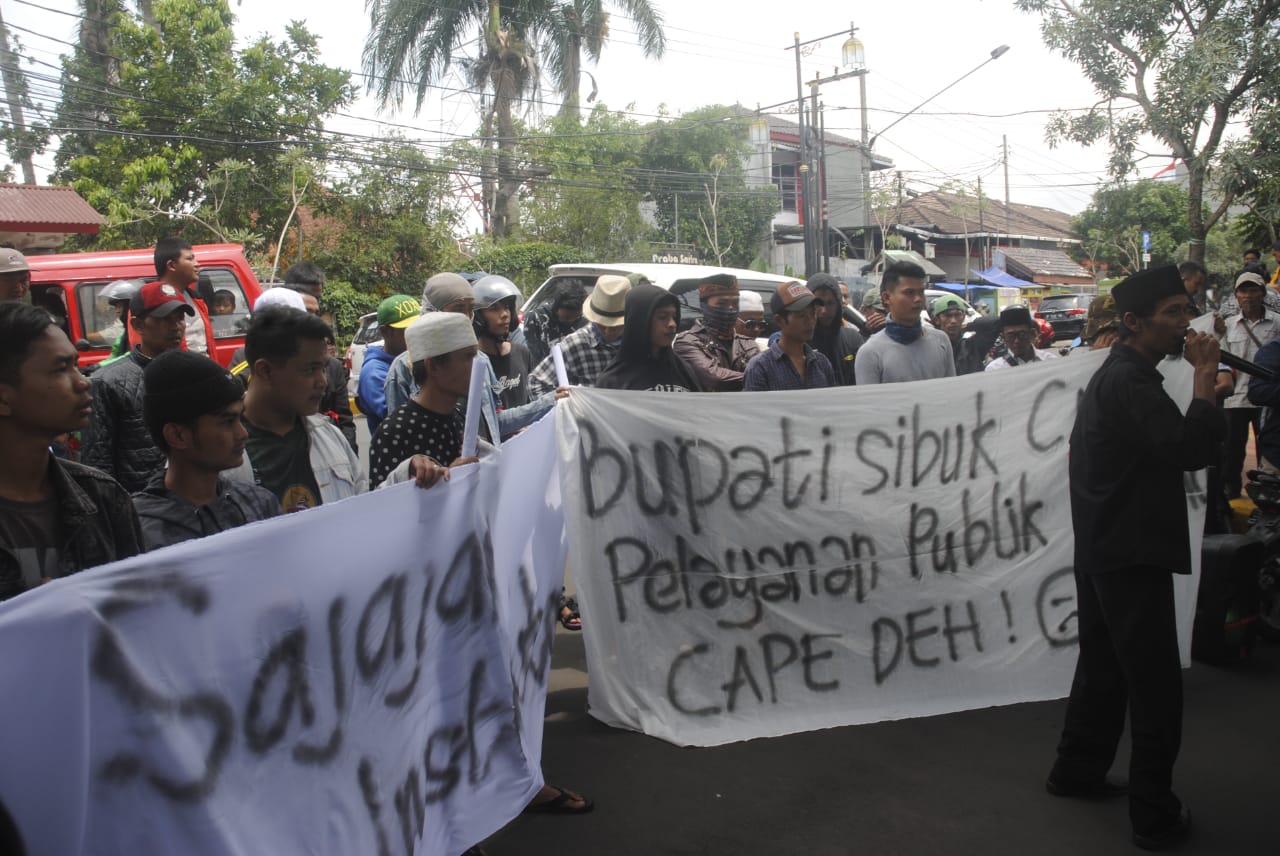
top-left (595, 283), bottom-right (702, 391)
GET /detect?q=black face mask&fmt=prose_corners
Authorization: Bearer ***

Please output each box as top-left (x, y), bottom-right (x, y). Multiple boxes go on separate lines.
top-left (701, 302), bottom-right (739, 334)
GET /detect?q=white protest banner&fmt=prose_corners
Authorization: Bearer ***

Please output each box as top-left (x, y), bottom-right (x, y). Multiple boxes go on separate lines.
top-left (557, 352), bottom-right (1206, 747)
top-left (0, 416), bottom-right (566, 856)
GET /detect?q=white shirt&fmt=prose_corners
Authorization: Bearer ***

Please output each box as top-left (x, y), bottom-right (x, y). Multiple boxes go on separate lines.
top-left (1219, 310), bottom-right (1280, 407)
top-left (984, 349), bottom-right (1061, 371)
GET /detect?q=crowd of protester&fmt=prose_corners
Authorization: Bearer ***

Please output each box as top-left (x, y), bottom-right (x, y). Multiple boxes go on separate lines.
top-left (4, 235), bottom-right (1280, 853)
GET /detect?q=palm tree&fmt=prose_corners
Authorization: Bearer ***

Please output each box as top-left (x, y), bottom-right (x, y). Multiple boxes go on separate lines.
top-left (542, 0), bottom-right (665, 118)
top-left (362, 0), bottom-right (665, 237)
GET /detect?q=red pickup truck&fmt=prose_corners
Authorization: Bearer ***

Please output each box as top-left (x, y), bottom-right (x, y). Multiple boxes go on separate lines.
top-left (27, 243), bottom-right (263, 369)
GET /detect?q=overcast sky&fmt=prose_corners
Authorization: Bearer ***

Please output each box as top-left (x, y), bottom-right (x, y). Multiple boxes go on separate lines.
top-left (6, 0), bottom-right (1153, 216)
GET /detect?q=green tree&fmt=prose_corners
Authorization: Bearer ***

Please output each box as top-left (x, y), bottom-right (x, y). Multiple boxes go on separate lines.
top-left (1015, 0), bottom-right (1280, 263)
top-left (541, 0), bottom-right (665, 118)
top-left (516, 105), bottom-right (651, 258)
top-left (0, 13), bottom-right (49, 183)
top-left (54, 0), bottom-right (352, 249)
top-left (469, 239), bottom-right (591, 293)
top-left (640, 105), bottom-right (778, 268)
top-left (303, 138), bottom-right (466, 296)
top-left (361, 0), bottom-right (665, 239)
top-left (1071, 180), bottom-right (1192, 275)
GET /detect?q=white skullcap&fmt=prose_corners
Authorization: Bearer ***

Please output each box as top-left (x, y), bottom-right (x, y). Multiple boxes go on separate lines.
top-left (405, 312), bottom-right (477, 362)
top-left (254, 287), bottom-right (307, 312)
top-left (739, 290), bottom-right (764, 312)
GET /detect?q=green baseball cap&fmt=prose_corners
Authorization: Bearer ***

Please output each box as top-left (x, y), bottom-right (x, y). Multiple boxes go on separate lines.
top-left (931, 295), bottom-right (966, 316)
top-left (377, 294), bottom-right (421, 329)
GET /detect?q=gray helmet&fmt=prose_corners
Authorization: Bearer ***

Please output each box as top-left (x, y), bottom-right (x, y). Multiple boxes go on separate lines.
top-left (472, 274), bottom-right (522, 334)
top-left (101, 279), bottom-right (142, 304)
top-left (472, 274), bottom-right (520, 309)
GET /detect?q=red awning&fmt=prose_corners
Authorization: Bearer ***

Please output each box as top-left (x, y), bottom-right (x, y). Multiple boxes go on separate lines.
top-left (0, 184), bottom-right (104, 234)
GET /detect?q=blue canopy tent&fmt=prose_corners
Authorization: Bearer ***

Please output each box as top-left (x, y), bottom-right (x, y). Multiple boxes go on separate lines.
top-left (971, 266), bottom-right (1030, 288)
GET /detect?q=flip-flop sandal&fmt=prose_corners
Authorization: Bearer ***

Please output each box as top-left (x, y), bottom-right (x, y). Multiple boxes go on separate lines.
top-left (558, 596), bottom-right (582, 631)
top-left (523, 785), bottom-right (594, 815)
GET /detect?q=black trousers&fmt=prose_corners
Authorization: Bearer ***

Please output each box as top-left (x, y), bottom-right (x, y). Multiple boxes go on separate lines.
top-left (1050, 566), bottom-right (1183, 837)
top-left (1224, 407), bottom-right (1261, 496)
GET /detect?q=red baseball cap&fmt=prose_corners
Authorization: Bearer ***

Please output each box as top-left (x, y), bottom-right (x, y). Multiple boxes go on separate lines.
top-left (130, 281), bottom-right (196, 318)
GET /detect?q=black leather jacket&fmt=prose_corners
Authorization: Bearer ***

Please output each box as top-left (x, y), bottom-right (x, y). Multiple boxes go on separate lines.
top-left (81, 348), bottom-right (166, 493)
top-left (0, 457), bottom-right (144, 601)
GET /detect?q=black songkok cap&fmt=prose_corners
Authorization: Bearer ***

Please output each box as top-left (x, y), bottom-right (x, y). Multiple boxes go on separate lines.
top-left (1111, 266), bottom-right (1187, 317)
top-left (998, 305), bottom-right (1034, 328)
top-left (143, 350), bottom-right (244, 442)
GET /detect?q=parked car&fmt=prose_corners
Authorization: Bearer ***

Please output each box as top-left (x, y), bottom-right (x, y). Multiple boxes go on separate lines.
top-left (345, 311), bottom-right (382, 399)
top-left (1035, 294), bottom-right (1091, 341)
top-left (28, 243), bottom-right (263, 369)
top-left (523, 263), bottom-right (813, 339)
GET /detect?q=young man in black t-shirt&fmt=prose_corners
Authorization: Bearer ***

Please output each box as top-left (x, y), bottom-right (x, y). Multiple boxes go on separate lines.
top-left (0, 303), bottom-right (142, 600)
top-left (369, 312), bottom-right (481, 488)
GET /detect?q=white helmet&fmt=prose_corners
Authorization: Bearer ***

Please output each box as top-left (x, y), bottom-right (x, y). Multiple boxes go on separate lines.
top-left (101, 279), bottom-right (142, 304)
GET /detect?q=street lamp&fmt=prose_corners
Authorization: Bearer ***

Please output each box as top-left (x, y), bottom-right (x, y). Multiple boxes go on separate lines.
top-left (868, 45), bottom-right (1010, 150)
top-left (786, 23), bottom-right (867, 276)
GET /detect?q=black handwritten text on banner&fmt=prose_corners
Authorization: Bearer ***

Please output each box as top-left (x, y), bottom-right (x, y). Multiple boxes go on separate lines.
top-left (557, 353), bottom-right (1204, 747)
top-left (0, 418), bottom-right (567, 856)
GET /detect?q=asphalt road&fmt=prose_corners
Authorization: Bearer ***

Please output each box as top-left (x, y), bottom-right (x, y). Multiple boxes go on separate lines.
top-left (483, 623), bottom-right (1278, 856)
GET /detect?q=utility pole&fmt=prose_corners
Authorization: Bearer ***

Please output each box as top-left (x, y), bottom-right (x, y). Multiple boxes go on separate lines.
top-left (977, 176), bottom-right (985, 270)
top-left (895, 171), bottom-right (904, 241)
top-left (791, 33), bottom-right (815, 276)
top-left (785, 25), bottom-right (864, 276)
top-left (811, 84), bottom-right (828, 273)
top-left (0, 6), bottom-right (36, 184)
top-left (860, 71), bottom-right (872, 262)
top-left (674, 192), bottom-right (680, 246)
top-left (1002, 135), bottom-right (1011, 249)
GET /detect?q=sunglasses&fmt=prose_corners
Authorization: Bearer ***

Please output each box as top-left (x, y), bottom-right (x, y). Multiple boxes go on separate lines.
top-left (741, 319), bottom-right (766, 330)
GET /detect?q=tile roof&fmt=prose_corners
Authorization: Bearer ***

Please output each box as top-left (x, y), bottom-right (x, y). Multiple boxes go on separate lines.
top-left (0, 184), bottom-right (105, 232)
top-left (881, 190), bottom-right (1075, 241)
top-left (998, 247), bottom-right (1091, 279)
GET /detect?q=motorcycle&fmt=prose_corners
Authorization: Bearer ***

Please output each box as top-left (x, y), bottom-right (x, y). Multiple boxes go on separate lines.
top-left (1245, 468), bottom-right (1280, 640)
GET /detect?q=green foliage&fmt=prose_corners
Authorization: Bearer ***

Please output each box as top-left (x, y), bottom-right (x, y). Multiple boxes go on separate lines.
top-left (55, 0), bottom-right (353, 249)
top-left (362, 0), bottom-right (665, 237)
top-left (302, 138), bottom-right (466, 297)
top-left (640, 105), bottom-right (778, 268)
top-left (320, 279), bottom-right (382, 346)
top-left (516, 105), bottom-right (652, 258)
top-left (1071, 180), bottom-right (1193, 274)
top-left (0, 29), bottom-right (50, 179)
top-left (1015, 0), bottom-right (1280, 262)
top-left (468, 240), bottom-right (592, 294)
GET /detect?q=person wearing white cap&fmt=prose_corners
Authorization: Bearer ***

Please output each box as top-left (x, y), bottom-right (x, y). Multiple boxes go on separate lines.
top-left (0, 249), bottom-right (30, 303)
top-left (383, 273), bottom-right (561, 444)
top-left (735, 288), bottom-right (770, 351)
top-left (528, 274), bottom-right (629, 397)
top-left (1216, 270), bottom-right (1280, 496)
top-left (369, 313), bottom-right (482, 488)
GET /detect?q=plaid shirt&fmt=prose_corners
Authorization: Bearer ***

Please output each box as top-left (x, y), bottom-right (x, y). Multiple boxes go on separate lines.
top-left (523, 307), bottom-right (589, 365)
top-left (742, 340), bottom-right (834, 390)
top-left (528, 323), bottom-right (617, 396)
